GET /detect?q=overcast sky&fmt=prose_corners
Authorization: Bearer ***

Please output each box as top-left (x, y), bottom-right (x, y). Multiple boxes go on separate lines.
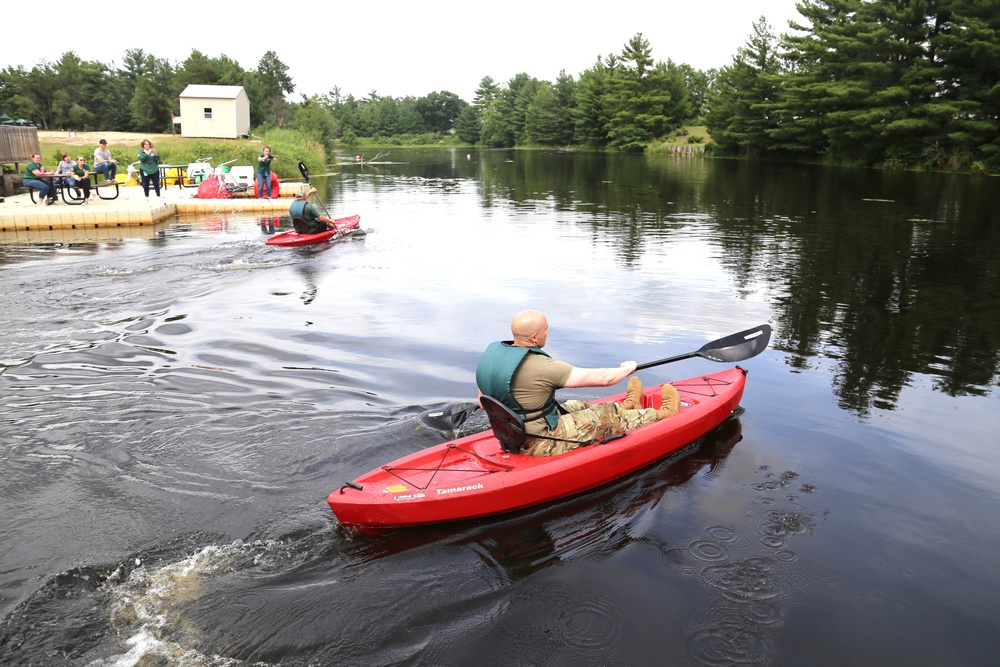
top-left (6, 1), bottom-right (803, 102)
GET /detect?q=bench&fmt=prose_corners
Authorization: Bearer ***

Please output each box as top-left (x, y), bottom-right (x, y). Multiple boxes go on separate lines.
top-left (23, 177), bottom-right (119, 205)
top-left (91, 180), bottom-right (120, 200)
top-left (58, 179), bottom-right (120, 203)
top-left (23, 181), bottom-right (74, 205)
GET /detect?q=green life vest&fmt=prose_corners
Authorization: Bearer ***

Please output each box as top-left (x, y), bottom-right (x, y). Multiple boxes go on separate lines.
top-left (476, 341), bottom-right (561, 429)
top-left (289, 200), bottom-right (307, 219)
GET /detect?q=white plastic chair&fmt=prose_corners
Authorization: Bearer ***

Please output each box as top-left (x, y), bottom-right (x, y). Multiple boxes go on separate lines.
top-left (228, 166), bottom-right (255, 190)
top-left (186, 161), bottom-right (212, 185)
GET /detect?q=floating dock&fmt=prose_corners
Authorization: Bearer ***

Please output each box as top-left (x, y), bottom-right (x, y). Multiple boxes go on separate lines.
top-left (0, 184), bottom-right (303, 244)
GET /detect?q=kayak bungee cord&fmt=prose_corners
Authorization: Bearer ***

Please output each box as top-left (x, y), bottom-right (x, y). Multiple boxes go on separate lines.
top-left (381, 445), bottom-right (514, 491)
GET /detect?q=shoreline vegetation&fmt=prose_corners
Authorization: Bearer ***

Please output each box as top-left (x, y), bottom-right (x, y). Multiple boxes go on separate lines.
top-left (28, 130), bottom-right (327, 179)
top-left (28, 127), bottom-right (714, 178)
top-left (5, 2), bottom-right (996, 176)
top-left (30, 125), bottom-right (991, 178)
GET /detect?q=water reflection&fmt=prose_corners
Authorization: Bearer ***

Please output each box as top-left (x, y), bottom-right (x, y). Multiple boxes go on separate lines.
top-left (2, 149), bottom-right (998, 665)
top-left (259, 216), bottom-right (280, 235)
top-left (357, 150), bottom-right (1000, 414)
top-left (344, 416), bottom-right (744, 576)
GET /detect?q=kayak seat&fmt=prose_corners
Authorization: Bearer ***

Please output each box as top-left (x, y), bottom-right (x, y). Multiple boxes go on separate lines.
top-left (479, 396), bottom-right (527, 454)
top-left (292, 217), bottom-right (310, 234)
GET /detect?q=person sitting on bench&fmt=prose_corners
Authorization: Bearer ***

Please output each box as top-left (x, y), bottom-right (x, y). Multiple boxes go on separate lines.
top-left (70, 156), bottom-right (93, 204)
top-left (93, 139), bottom-right (118, 183)
top-left (54, 153), bottom-right (76, 190)
top-left (23, 154), bottom-right (56, 205)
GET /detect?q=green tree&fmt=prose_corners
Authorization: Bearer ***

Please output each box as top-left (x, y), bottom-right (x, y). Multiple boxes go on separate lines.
top-left (775, 0), bottom-right (943, 166)
top-left (241, 73), bottom-right (269, 128)
top-left (606, 34), bottom-right (689, 151)
top-left (523, 83), bottom-right (564, 145)
top-left (128, 54), bottom-right (176, 133)
top-left (115, 49), bottom-right (150, 131)
top-left (257, 50), bottom-right (294, 100)
top-left (933, 0), bottom-right (1000, 169)
top-left (49, 53), bottom-right (116, 131)
top-left (175, 49), bottom-right (222, 90)
top-left (322, 87), bottom-right (364, 137)
top-left (414, 90), bottom-right (465, 133)
top-left (289, 95), bottom-right (340, 151)
top-left (353, 91), bottom-right (422, 138)
top-left (1, 67), bottom-right (35, 127)
top-left (473, 76), bottom-right (500, 114)
top-left (256, 51), bottom-right (294, 127)
top-left (481, 74), bottom-right (538, 147)
top-left (706, 17), bottom-right (785, 156)
top-left (551, 70), bottom-right (577, 145)
top-left (0, 68), bottom-right (15, 112)
top-left (454, 105), bottom-right (481, 144)
top-left (573, 57), bottom-right (615, 147)
top-left (15, 61), bottom-right (58, 129)
top-left (679, 64), bottom-right (713, 121)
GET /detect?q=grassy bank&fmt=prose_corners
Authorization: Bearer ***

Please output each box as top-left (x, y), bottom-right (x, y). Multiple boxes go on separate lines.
top-left (648, 125), bottom-right (711, 153)
top-left (25, 126), bottom-right (713, 172)
top-left (34, 129), bottom-right (326, 176)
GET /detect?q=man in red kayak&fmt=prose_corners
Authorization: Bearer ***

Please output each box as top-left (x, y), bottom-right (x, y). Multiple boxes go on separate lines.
top-left (290, 186), bottom-right (338, 233)
top-left (476, 309), bottom-right (679, 456)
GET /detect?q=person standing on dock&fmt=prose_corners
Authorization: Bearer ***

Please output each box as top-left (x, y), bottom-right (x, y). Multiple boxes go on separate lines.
top-left (93, 139), bottom-right (118, 184)
top-left (256, 146), bottom-right (276, 199)
top-left (137, 139), bottom-right (161, 201)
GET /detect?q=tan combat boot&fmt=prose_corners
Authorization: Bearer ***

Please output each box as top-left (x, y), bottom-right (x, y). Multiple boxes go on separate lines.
top-left (658, 384), bottom-right (680, 419)
top-left (622, 376), bottom-right (643, 410)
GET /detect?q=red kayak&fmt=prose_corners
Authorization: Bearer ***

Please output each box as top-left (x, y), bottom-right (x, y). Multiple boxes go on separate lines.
top-left (265, 214), bottom-right (361, 247)
top-left (328, 366), bottom-right (748, 531)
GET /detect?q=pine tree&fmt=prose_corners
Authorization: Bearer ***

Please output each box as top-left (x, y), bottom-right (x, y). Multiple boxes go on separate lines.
top-left (933, 0), bottom-right (1000, 169)
top-left (706, 17), bottom-right (785, 156)
top-left (606, 34), bottom-right (688, 151)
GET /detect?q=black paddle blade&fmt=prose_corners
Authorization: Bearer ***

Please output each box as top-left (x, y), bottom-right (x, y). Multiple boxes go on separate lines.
top-left (418, 402), bottom-right (480, 432)
top-left (636, 323), bottom-right (772, 370)
top-left (298, 161), bottom-right (311, 183)
top-left (697, 323), bottom-right (772, 362)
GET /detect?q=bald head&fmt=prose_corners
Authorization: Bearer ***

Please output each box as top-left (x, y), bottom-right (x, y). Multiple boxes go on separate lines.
top-left (511, 310), bottom-right (548, 347)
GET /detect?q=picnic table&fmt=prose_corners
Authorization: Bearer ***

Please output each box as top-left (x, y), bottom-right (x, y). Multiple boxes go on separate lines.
top-left (26, 173), bottom-right (119, 205)
top-left (159, 164), bottom-right (189, 189)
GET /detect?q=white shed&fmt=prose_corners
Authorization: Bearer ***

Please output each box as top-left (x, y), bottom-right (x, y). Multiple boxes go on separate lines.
top-left (178, 85), bottom-right (251, 139)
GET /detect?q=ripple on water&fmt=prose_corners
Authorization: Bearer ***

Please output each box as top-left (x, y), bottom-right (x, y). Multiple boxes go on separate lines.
top-left (99, 538), bottom-right (301, 665)
top-left (687, 538), bottom-right (731, 563)
top-left (701, 555), bottom-right (783, 604)
top-left (757, 510), bottom-right (815, 550)
top-left (685, 607), bottom-right (776, 666)
top-left (704, 524), bottom-right (739, 543)
top-left (488, 583), bottom-right (631, 660)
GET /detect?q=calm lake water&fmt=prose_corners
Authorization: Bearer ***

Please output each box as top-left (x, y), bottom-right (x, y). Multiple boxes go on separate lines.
top-left (1, 149), bottom-right (998, 666)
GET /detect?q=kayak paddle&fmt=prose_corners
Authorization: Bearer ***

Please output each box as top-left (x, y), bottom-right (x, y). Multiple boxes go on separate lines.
top-left (419, 402), bottom-right (480, 432)
top-left (297, 161), bottom-right (333, 217)
top-left (635, 323), bottom-right (772, 370)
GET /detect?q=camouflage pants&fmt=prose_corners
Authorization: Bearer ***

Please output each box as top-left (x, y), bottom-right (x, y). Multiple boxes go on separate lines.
top-left (521, 399), bottom-right (660, 457)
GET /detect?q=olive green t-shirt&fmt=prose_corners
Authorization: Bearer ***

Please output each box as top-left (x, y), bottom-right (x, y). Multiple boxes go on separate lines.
top-left (511, 353), bottom-right (572, 434)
